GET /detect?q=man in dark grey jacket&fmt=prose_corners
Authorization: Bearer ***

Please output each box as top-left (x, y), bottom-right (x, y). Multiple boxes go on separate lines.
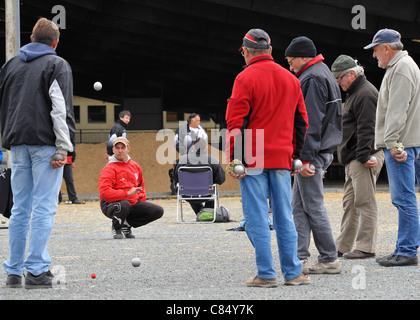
top-left (0, 18), bottom-right (75, 289)
top-left (331, 55), bottom-right (384, 259)
top-left (285, 36), bottom-right (342, 274)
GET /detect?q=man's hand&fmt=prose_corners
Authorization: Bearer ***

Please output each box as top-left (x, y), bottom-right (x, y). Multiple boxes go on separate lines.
top-left (127, 187), bottom-right (143, 196)
top-left (299, 163), bottom-right (315, 177)
top-left (226, 159), bottom-right (247, 180)
top-left (364, 158), bottom-right (378, 168)
top-left (51, 154), bottom-right (67, 169)
top-left (390, 148), bottom-right (407, 163)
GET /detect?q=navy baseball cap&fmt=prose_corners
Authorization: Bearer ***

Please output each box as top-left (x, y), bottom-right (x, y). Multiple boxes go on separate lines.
top-left (240, 28), bottom-right (271, 51)
top-left (364, 29), bottom-right (401, 49)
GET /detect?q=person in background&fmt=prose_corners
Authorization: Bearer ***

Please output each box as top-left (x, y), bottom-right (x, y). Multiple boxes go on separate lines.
top-left (173, 138), bottom-right (225, 215)
top-left (106, 110), bottom-right (131, 158)
top-left (285, 36), bottom-right (343, 274)
top-left (174, 113), bottom-right (208, 155)
top-left (364, 28), bottom-right (420, 267)
top-left (59, 150), bottom-right (85, 204)
top-left (330, 55), bottom-right (384, 259)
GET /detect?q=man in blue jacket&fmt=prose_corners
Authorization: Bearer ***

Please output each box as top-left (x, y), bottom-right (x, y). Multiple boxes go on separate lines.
top-left (0, 18), bottom-right (75, 288)
top-left (285, 36), bottom-right (343, 274)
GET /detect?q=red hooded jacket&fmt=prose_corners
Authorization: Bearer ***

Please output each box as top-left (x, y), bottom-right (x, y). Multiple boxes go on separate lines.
top-left (99, 155), bottom-right (146, 205)
top-left (226, 55), bottom-right (308, 169)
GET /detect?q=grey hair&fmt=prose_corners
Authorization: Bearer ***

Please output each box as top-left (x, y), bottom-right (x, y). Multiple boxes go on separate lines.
top-left (244, 46), bottom-right (270, 56)
top-left (381, 41), bottom-right (404, 50)
top-left (345, 65), bottom-right (365, 77)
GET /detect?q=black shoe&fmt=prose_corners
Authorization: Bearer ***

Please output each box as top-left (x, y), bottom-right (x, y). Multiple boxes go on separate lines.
top-left (6, 274), bottom-right (22, 288)
top-left (378, 254), bottom-right (418, 267)
top-left (24, 272), bottom-right (53, 289)
top-left (112, 225), bottom-right (124, 239)
top-left (121, 226), bottom-right (135, 239)
top-left (376, 253), bottom-right (394, 263)
top-left (72, 199), bottom-right (85, 204)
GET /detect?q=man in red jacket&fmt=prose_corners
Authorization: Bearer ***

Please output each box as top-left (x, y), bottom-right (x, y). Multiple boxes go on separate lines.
top-left (99, 137), bottom-right (164, 239)
top-left (226, 28), bottom-right (309, 287)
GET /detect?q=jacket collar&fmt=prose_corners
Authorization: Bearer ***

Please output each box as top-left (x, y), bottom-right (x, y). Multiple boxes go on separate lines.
top-left (295, 54), bottom-right (325, 77)
top-left (347, 75), bottom-right (366, 95)
top-left (117, 118), bottom-right (128, 128)
top-left (387, 50), bottom-right (407, 68)
top-left (243, 54), bottom-right (274, 68)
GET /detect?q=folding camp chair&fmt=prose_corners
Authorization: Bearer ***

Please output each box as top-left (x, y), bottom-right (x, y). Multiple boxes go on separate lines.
top-left (176, 166), bottom-right (219, 223)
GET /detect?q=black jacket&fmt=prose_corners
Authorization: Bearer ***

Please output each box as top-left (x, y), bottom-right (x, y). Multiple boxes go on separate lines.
top-left (106, 119), bottom-right (128, 155)
top-left (0, 42), bottom-right (75, 154)
top-left (297, 55), bottom-right (343, 162)
top-left (337, 75), bottom-right (379, 165)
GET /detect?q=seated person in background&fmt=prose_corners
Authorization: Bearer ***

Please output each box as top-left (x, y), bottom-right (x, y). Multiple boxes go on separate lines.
top-left (174, 113), bottom-right (208, 155)
top-left (99, 137), bottom-right (164, 239)
top-left (174, 138), bottom-right (225, 214)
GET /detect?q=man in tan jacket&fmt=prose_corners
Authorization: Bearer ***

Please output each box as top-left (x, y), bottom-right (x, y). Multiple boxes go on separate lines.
top-left (364, 28), bottom-right (420, 267)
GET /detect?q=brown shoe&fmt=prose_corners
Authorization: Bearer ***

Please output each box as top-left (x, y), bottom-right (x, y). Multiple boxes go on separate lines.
top-left (246, 276), bottom-right (277, 288)
top-left (343, 250), bottom-right (375, 259)
top-left (308, 259), bottom-right (341, 274)
top-left (284, 273), bottom-right (311, 286)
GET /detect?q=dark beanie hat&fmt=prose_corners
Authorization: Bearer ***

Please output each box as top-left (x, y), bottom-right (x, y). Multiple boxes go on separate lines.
top-left (285, 36), bottom-right (317, 57)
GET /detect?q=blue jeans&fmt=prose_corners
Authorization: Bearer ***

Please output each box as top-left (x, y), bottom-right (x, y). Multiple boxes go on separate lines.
top-left (3, 145), bottom-right (63, 276)
top-left (384, 147), bottom-right (420, 257)
top-left (415, 157), bottom-right (420, 192)
top-left (239, 169), bottom-right (302, 280)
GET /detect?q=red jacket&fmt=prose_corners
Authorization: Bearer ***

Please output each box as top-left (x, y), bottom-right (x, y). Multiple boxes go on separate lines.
top-left (226, 55), bottom-right (308, 169)
top-left (99, 156), bottom-right (146, 205)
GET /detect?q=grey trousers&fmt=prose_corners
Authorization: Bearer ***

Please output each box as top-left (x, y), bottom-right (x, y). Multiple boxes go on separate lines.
top-left (292, 153), bottom-right (337, 262)
top-left (335, 150), bottom-right (384, 254)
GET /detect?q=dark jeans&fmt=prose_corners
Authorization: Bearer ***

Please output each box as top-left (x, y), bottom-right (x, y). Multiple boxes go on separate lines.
top-left (101, 199), bottom-right (164, 228)
top-left (63, 164), bottom-right (78, 202)
top-left (187, 200), bottom-right (214, 214)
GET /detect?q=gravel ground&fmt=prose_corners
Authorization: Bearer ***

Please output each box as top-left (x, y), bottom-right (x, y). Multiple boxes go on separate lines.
top-left (0, 187), bottom-right (419, 308)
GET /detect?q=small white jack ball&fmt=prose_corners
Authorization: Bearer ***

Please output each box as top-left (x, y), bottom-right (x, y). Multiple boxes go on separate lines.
top-left (131, 258), bottom-right (141, 267)
top-left (1, 218), bottom-right (6, 224)
top-left (93, 81), bottom-right (102, 91)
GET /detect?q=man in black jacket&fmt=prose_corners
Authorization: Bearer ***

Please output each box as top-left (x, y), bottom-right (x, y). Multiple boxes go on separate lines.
top-left (285, 36), bottom-right (342, 274)
top-left (0, 18), bottom-right (75, 289)
top-left (331, 55), bottom-right (384, 259)
top-left (106, 110), bottom-right (131, 157)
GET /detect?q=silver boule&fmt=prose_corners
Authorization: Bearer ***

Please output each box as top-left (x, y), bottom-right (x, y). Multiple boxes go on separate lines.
top-left (292, 159), bottom-right (302, 170)
top-left (233, 164), bottom-right (245, 175)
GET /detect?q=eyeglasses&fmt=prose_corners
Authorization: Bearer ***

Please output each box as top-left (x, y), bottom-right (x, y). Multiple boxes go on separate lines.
top-left (240, 48), bottom-right (246, 57)
top-left (336, 73), bottom-right (348, 82)
top-left (287, 57), bottom-right (296, 65)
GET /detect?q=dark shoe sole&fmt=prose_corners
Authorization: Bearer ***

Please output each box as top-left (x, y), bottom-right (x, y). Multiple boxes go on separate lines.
top-left (343, 251), bottom-right (375, 259)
